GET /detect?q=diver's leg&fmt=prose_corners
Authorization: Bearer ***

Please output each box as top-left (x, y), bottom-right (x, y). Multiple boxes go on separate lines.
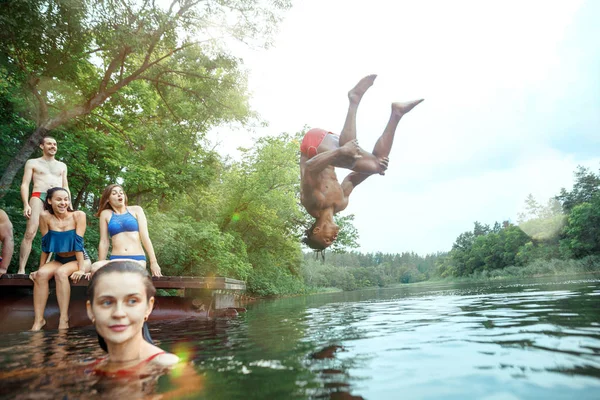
top-left (339, 75), bottom-right (377, 147)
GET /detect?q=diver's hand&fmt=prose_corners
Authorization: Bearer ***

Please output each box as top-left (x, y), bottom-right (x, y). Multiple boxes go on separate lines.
top-left (340, 139), bottom-right (361, 159)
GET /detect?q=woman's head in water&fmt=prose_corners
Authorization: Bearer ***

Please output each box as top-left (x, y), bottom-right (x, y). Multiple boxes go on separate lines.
top-left (86, 261), bottom-right (156, 351)
top-left (96, 184), bottom-right (128, 217)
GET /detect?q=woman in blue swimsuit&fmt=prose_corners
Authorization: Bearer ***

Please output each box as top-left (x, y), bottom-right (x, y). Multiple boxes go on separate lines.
top-left (91, 184), bottom-right (162, 277)
top-left (29, 187), bottom-right (91, 331)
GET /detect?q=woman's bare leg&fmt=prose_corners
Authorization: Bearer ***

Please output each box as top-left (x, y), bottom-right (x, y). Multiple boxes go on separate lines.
top-left (339, 75), bottom-right (377, 147)
top-left (54, 261), bottom-right (79, 330)
top-left (30, 262), bottom-right (61, 331)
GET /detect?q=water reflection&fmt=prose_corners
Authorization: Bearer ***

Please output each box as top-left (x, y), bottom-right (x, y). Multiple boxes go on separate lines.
top-left (0, 277), bottom-right (598, 399)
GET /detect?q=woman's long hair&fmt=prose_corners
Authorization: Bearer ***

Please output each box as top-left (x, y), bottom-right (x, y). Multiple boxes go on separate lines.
top-left (87, 261), bottom-right (156, 352)
top-left (44, 187), bottom-right (74, 214)
top-left (95, 184), bottom-right (128, 217)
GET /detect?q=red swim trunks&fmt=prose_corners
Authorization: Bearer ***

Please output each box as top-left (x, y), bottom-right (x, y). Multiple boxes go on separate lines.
top-left (300, 128), bottom-right (337, 159)
top-left (31, 192), bottom-right (47, 202)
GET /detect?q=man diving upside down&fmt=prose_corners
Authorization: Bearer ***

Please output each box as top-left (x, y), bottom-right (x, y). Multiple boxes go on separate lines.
top-left (300, 74), bottom-right (423, 250)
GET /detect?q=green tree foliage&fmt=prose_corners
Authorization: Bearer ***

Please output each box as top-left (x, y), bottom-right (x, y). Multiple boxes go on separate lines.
top-left (0, 0), bottom-right (291, 195)
top-left (555, 166), bottom-right (600, 212)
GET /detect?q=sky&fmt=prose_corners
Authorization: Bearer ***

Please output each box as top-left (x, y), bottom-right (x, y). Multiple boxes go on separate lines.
top-left (210, 0), bottom-right (600, 255)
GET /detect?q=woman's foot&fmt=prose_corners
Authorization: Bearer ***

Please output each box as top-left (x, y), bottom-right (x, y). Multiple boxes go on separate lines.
top-left (58, 319), bottom-right (69, 330)
top-left (30, 319), bottom-right (46, 331)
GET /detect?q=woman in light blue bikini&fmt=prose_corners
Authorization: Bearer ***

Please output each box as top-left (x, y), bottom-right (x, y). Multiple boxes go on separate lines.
top-left (91, 184), bottom-right (162, 277)
top-left (29, 187), bottom-right (91, 330)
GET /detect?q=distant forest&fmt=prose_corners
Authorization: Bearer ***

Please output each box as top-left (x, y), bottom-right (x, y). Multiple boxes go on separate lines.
top-left (301, 166), bottom-right (600, 293)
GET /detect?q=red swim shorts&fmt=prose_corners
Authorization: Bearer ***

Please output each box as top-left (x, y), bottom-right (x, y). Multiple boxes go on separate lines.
top-left (300, 128), bottom-right (337, 159)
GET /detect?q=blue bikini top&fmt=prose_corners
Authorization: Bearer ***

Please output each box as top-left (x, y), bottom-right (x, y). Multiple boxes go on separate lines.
top-left (107, 209), bottom-right (139, 237)
top-left (41, 229), bottom-right (85, 253)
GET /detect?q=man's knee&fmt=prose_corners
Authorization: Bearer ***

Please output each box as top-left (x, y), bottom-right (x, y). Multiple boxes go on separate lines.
top-left (23, 226), bottom-right (38, 241)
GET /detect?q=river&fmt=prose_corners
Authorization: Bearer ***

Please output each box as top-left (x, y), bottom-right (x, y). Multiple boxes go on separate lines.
top-left (0, 276), bottom-right (599, 399)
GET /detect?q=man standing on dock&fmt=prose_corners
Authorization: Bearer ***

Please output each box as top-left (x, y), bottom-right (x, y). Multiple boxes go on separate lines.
top-left (18, 136), bottom-right (69, 274)
top-left (0, 209), bottom-right (14, 277)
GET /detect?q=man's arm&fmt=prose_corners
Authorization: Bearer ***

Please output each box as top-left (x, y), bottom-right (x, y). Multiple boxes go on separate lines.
top-left (21, 160), bottom-right (34, 218)
top-left (341, 172), bottom-right (371, 198)
top-left (303, 140), bottom-right (361, 174)
top-left (0, 213), bottom-right (14, 274)
top-left (62, 163), bottom-right (70, 197)
top-left (303, 148), bottom-right (344, 174)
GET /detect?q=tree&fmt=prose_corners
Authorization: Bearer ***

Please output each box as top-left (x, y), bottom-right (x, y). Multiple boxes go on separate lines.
top-left (0, 0), bottom-right (291, 196)
top-left (555, 166), bottom-right (600, 212)
top-left (560, 194), bottom-right (600, 258)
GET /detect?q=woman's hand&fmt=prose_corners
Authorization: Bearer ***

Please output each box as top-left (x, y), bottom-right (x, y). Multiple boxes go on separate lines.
top-left (70, 270), bottom-right (90, 283)
top-left (150, 261), bottom-right (162, 277)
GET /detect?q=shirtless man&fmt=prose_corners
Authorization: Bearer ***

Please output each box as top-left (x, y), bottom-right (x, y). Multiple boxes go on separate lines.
top-left (18, 136), bottom-right (69, 274)
top-left (0, 210), bottom-right (14, 277)
top-left (300, 75), bottom-right (423, 250)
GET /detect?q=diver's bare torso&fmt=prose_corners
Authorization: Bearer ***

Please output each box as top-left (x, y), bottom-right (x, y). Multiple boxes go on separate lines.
top-left (300, 161), bottom-right (348, 219)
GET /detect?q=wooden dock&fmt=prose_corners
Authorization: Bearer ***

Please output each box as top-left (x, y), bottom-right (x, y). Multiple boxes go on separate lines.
top-left (0, 274), bottom-right (248, 332)
top-left (0, 274), bottom-right (246, 291)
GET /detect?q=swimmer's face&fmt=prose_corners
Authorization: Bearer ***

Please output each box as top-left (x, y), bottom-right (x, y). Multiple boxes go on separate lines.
top-left (108, 186), bottom-right (127, 208)
top-left (87, 272), bottom-right (154, 347)
top-left (311, 223), bottom-right (339, 249)
top-left (48, 190), bottom-right (70, 215)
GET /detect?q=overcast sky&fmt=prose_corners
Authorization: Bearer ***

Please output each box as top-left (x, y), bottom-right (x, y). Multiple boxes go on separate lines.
top-left (211, 0), bottom-right (600, 255)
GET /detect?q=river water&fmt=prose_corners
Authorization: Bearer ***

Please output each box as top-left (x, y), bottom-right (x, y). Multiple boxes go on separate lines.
top-left (0, 277), bottom-right (599, 399)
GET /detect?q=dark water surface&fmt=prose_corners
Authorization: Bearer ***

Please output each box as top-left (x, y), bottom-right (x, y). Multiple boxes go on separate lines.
top-left (0, 277), bottom-right (599, 399)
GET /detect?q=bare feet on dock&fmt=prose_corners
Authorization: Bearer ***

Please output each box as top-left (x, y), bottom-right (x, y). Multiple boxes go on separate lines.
top-left (348, 74), bottom-right (377, 103)
top-left (58, 319), bottom-right (69, 330)
top-left (392, 99), bottom-right (424, 116)
top-left (18, 268), bottom-right (26, 275)
top-left (31, 319), bottom-right (46, 331)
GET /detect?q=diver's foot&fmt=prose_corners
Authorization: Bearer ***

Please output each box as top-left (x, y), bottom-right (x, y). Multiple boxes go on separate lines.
top-left (348, 74), bottom-right (377, 103)
top-left (31, 319), bottom-right (46, 331)
top-left (58, 319), bottom-right (69, 330)
top-left (392, 99), bottom-right (424, 116)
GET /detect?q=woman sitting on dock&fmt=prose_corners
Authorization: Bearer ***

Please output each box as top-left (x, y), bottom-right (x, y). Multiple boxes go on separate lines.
top-left (91, 184), bottom-right (162, 277)
top-left (29, 187), bottom-right (91, 331)
top-left (85, 261), bottom-right (178, 376)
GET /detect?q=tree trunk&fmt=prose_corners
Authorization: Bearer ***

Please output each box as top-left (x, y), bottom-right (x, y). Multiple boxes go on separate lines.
top-left (0, 126), bottom-right (48, 199)
top-left (72, 178), bottom-right (90, 210)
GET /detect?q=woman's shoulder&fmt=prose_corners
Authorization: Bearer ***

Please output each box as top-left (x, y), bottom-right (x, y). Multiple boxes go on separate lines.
top-left (72, 210), bottom-right (87, 221)
top-left (98, 209), bottom-right (112, 218)
top-left (152, 352), bottom-right (180, 367)
top-left (129, 205), bottom-right (143, 213)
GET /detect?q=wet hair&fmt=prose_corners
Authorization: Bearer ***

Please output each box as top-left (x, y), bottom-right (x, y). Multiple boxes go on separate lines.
top-left (87, 261), bottom-right (156, 352)
top-left (44, 187), bottom-right (73, 214)
top-left (302, 223), bottom-right (326, 251)
top-left (96, 184), bottom-right (128, 217)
